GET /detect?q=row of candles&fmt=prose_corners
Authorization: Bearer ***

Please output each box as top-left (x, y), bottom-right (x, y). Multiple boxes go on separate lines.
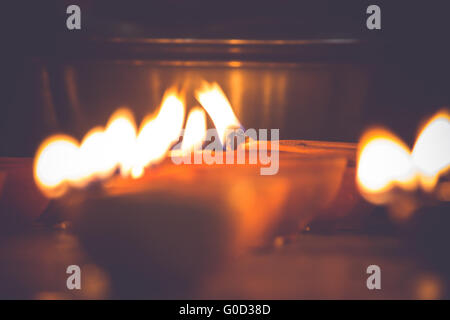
top-left (32, 80), bottom-right (449, 224)
top-left (34, 82), bottom-right (241, 198)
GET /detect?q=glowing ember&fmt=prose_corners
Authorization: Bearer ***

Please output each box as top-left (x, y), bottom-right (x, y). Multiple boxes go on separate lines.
top-left (357, 110), bottom-right (450, 201)
top-left (195, 82), bottom-right (242, 146)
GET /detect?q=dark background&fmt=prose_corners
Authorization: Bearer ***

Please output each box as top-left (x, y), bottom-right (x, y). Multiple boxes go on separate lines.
top-left (1, 0), bottom-right (450, 156)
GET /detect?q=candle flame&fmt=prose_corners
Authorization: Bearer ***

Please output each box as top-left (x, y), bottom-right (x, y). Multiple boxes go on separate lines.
top-left (34, 89), bottom-right (185, 197)
top-left (357, 110), bottom-right (450, 202)
top-left (357, 129), bottom-right (416, 197)
top-left (133, 90), bottom-right (185, 177)
top-left (104, 109), bottom-right (138, 177)
top-left (34, 135), bottom-right (80, 197)
top-left (412, 110), bottom-right (450, 191)
top-left (34, 82), bottom-right (246, 198)
top-left (195, 82), bottom-right (242, 146)
top-left (181, 107), bottom-right (207, 152)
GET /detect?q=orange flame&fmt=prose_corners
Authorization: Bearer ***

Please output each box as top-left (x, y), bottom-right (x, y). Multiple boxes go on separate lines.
top-left (34, 135), bottom-right (80, 198)
top-left (412, 110), bottom-right (450, 191)
top-left (357, 110), bottom-right (450, 202)
top-left (34, 89), bottom-right (185, 197)
top-left (181, 107), bottom-right (207, 152)
top-left (104, 109), bottom-right (138, 177)
top-left (132, 90), bottom-right (185, 178)
top-left (195, 82), bottom-right (242, 146)
top-left (357, 129), bottom-right (416, 199)
top-left (34, 83), bottom-right (246, 198)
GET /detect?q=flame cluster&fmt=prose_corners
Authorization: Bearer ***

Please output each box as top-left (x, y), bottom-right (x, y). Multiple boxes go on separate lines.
top-left (357, 110), bottom-right (450, 202)
top-left (34, 83), bottom-right (241, 197)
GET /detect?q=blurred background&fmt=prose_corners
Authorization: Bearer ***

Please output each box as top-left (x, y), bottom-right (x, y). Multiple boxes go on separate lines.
top-left (1, 0), bottom-right (449, 156)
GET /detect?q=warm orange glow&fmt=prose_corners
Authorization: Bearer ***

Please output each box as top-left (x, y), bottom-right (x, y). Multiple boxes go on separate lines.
top-left (195, 82), bottom-right (242, 146)
top-left (412, 110), bottom-right (450, 190)
top-left (34, 89), bottom-right (186, 197)
top-left (181, 107), bottom-right (207, 152)
top-left (104, 108), bottom-right (138, 177)
top-left (357, 109), bottom-right (450, 201)
top-left (132, 90), bottom-right (185, 177)
top-left (76, 127), bottom-right (116, 185)
top-left (34, 135), bottom-right (80, 197)
top-left (357, 129), bottom-right (416, 197)
top-left (34, 109), bottom-right (140, 197)
top-left (34, 83), bottom-right (248, 197)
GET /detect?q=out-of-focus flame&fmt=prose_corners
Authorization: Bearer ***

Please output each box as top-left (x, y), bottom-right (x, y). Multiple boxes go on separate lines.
top-left (357, 110), bottom-right (450, 202)
top-left (104, 109), bottom-right (138, 177)
top-left (34, 89), bottom-right (186, 197)
top-left (357, 129), bottom-right (416, 197)
top-left (412, 110), bottom-right (450, 190)
top-left (132, 91), bottom-right (185, 178)
top-left (181, 107), bottom-right (207, 152)
top-left (34, 135), bottom-right (80, 197)
top-left (195, 82), bottom-right (242, 146)
top-left (34, 83), bottom-right (247, 198)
